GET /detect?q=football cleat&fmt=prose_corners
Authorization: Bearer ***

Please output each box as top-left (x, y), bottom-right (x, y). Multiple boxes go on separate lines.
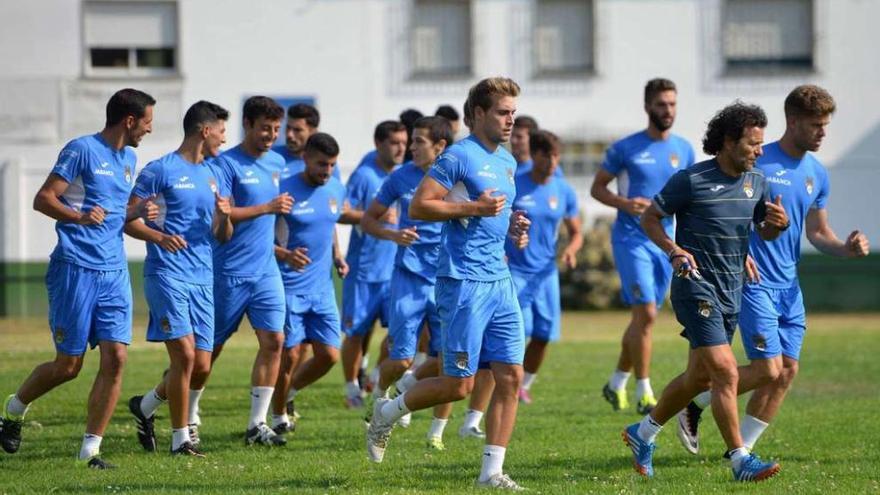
top-left (397, 412), bottom-right (412, 429)
top-left (733, 453), bottom-right (780, 482)
top-left (517, 388), bottom-right (533, 405)
top-left (636, 394), bottom-right (658, 415)
top-left (602, 383), bottom-right (629, 411)
top-left (245, 423), bottom-right (287, 446)
top-left (622, 423), bottom-right (655, 478)
top-left (426, 435), bottom-right (446, 451)
top-left (127, 395), bottom-right (157, 452)
top-left (475, 473), bottom-right (525, 491)
top-left (676, 401), bottom-right (703, 455)
top-left (77, 456), bottom-right (117, 469)
top-left (365, 398), bottom-right (393, 463)
top-left (272, 422), bottom-right (294, 436)
top-left (171, 441), bottom-right (205, 457)
top-left (187, 423), bottom-right (201, 447)
top-left (345, 395), bottom-right (365, 409)
top-left (458, 425), bottom-right (486, 439)
top-left (285, 398), bottom-right (301, 421)
top-left (0, 395), bottom-right (23, 454)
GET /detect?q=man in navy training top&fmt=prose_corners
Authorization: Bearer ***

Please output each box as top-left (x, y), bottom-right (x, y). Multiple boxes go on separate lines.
top-left (591, 78), bottom-right (695, 414)
top-left (124, 100), bottom-right (233, 456)
top-left (367, 77), bottom-right (531, 491)
top-left (623, 102), bottom-right (788, 482)
top-left (0, 89), bottom-right (157, 468)
top-left (677, 85), bottom-right (870, 455)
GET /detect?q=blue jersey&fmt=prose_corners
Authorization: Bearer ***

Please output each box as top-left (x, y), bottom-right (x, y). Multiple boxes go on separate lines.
top-left (375, 161), bottom-right (443, 282)
top-left (655, 160), bottom-right (769, 314)
top-left (273, 145), bottom-right (341, 181)
top-left (515, 158), bottom-right (564, 178)
top-left (275, 174), bottom-right (345, 294)
top-left (506, 173), bottom-right (579, 274)
top-left (602, 131), bottom-right (695, 242)
top-left (428, 135), bottom-right (517, 281)
top-left (211, 145), bottom-right (285, 278)
top-left (49, 133), bottom-right (136, 271)
top-left (345, 151), bottom-right (397, 283)
top-left (132, 152), bottom-right (218, 284)
top-left (750, 141), bottom-right (830, 289)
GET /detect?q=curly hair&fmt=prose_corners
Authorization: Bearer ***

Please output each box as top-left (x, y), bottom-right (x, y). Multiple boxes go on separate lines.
top-left (702, 101), bottom-right (767, 155)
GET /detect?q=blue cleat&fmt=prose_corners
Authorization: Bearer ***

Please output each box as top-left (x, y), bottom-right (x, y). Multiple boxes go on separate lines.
top-left (732, 453), bottom-right (780, 482)
top-left (622, 423), bottom-right (655, 477)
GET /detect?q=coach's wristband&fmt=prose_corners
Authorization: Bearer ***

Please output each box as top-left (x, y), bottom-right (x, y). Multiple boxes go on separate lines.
top-left (667, 248), bottom-right (681, 261)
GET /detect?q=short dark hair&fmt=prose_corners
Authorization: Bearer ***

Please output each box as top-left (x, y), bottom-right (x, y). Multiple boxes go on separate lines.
top-left (399, 109), bottom-right (424, 130)
top-left (304, 132), bottom-right (339, 158)
top-left (287, 103), bottom-right (320, 128)
top-left (702, 101), bottom-right (768, 156)
top-left (242, 96), bottom-right (284, 125)
top-left (529, 130), bottom-right (561, 156)
top-left (784, 84), bottom-right (836, 119)
top-left (514, 115), bottom-right (539, 132)
top-left (435, 104), bottom-right (460, 122)
top-left (644, 78), bottom-right (677, 104)
top-left (374, 120), bottom-right (407, 142)
top-left (105, 88), bottom-right (156, 127)
top-left (413, 116), bottom-right (453, 149)
top-left (183, 100), bottom-right (229, 136)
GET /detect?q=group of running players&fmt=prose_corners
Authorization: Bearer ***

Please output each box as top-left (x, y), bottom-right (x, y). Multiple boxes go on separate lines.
top-left (0, 76), bottom-right (868, 489)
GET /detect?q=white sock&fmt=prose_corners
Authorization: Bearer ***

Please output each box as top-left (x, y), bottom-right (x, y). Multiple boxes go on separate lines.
top-left (479, 445), bottom-right (506, 482)
top-left (378, 393), bottom-right (410, 423)
top-left (171, 427), bottom-right (191, 450)
top-left (609, 370), bottom-right (631, 391)
top-left (740, 414), bottom-right (769, 450)
top-left (369, 367), bottom-right (380, 386)
top-left (345, 380), bottom-right (361, 398)
top-left (462, 409), bottom-right (484, 430)
top-left (79, 433), bottom-right (102, 460)
top-left (373, 386), bottom-right (389, 400)
top-left (360, 355), bottom-right (370, 371)
top-left (637, 414), bottom-right (663, 444)
top-left (140, 389), bottom-right (165, 418)
top-left (729, 447), bottom-right (750, 469)
top-left (413, 352), bottom-right (428, 367)
top-left (271, 413), bottom-right (290, 428)
top-left (396, 371), bottom-right (418, 393)
top-left (694, 390), bottom-right (712, 409)
top-left (635, 378), bottom-right (653, 399)
top-left (427, 417), bottom-right (448, 439)
top-left (248, 386), bottom-right (274, 429)
top-left (6, 395), bottom-right (28, 418)
top-left (522, 372), bottom-right (537, 391)
top-left (188, 388), bottom-right (204, 425)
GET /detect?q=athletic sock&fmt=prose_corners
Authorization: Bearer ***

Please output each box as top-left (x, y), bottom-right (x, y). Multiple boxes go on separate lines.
top-left (427, 417), bottom-right (448, 439)
top-left (693, 390), bottom-right (712, 409)
top-left (637, 414), bottom-right (663, 443)
top-left (79, 433), bottom-right (102, 460)
top-left (462, 409), bottom-right (483, 430)
top-left (479, 445), bottom-right (506, 482)
top-left (140, 389), bottom-right (165, 418)
top-left (396, 370), bottom-right (418, 393)
top-left (413, 352), bottom-right (428, 367)
top-left (247, 386), bottom-right (274, 429)
top-left (360, 356), bottom-right (370, 372)
top-left (188, 388), bottom-right (204, 425)
top-left (171, 427), bottom-right (191, 450)
top-left (522, 372), bottom-right (537, 391)
top-left (728, 447), bottom-right (750, 469)
top-left (271, 413), bottom-right (290, 429)
top-left (6, 395), bottom-right (28, 418)
top-left (635, 378), bottom-right (653, 399)
top-left (369, 367), bottom-right (380, 387)
top-left (609, 369), bottom-right (631, 391)
top-left (378, 393), bottom-right (410, 423)
top-left (740, 414), bottom-right (769, 450)
top-left (345, 381), bottom-right (360, 398)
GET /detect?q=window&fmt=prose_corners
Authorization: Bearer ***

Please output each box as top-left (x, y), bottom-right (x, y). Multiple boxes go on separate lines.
top-left (559, 139), bottom-right (609, 177)
top-left (83, 1), bottom-right (178, 76)
top-left (722, 0), bottom-right (813, 73)
top-left (410, 0), bottom-right (471, 78)
top-left (533, 0), bottom-right (594, 77)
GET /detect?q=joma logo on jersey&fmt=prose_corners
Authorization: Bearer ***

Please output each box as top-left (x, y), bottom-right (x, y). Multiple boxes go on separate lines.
top-left (633, 151), bottom-right (656, 165)
top-left (742, 176), bottom-right (754, 198)
top-left (805, 177), bottom-right (814, 195)
top-left (94, 167), bottom-right (114, 177)
top-left (173, 176), bottom-right (196, 189)
top-left (477, 164), bottom-right (497, 180)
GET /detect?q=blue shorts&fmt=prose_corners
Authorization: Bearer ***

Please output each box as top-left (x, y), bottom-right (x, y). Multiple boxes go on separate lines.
top-left (46, 260), bottom-right (132, 356)
top-left (437, 277), bottom-right (525, 378)
top-left (739, 284), bottom-right (806, 360)
top-left (144, 274), bottom-right (214, 352)
top-left (612, 240), bottom-right (672, 306)
top-left (511, 268), bottom-right (561, 342)
top-left (672, 297), bottom-right (738, 349)
top-left (283, 289), bottom-right (341, 349)
top-left (341, 278), bottom-right (390, 337)
top-left (213, 272), bottom-right (285, 347)
top-left (387, 268), bottom-right (442, 360)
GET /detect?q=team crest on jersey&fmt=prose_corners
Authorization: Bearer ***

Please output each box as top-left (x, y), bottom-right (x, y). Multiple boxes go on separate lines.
top-left (669, 153), bottom-right (680, 168)
top-left (698, 301), bottom-right (712, 318)
top-left (344, 316), bottom-right (354, 329)
top-left (631, 284), bottom-right (642, 301)
top-left (272, 172), bottom-right (280, 188)
top-left (160, 316), bottom-right (171, 333)
top-left (454, 352), bottom-right (469, 371)
top-left (548, 196), bottom-right (559, 210)
top-left (54, 327), bottom-right (64, 345)
top-left (329, 197), bottom-right (338, 214)
top-left (742, 175), bottom-right (754, 199)
top-left (752, 335), bottom-right (767, 352)
top-left (124, 165), bottom-right (132, 184)
top-left (208, 178), bottom-right (218, 194)
top-left (805, 177), bottom-right (814, 195)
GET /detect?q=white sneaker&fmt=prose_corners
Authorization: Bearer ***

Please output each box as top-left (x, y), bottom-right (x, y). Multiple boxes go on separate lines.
top-left (365, 398), bottom-right (393, 463)
top-left (397, 412), bottom-right (412, 428)
top-left (476, 473), bottom-right (524, 491)
top-left (459, 425), bottom-right (486, 439)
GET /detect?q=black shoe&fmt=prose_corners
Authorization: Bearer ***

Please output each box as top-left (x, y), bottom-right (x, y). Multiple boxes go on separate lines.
top-left (245, 423), bottom-right (287, 446)
top-left (128, 395), bottom-right (157, 452)
top-left (81, 456), bottom-right (117, 469)
top-left (272, 422), bottom-right (294, 436)
top-left (171, 441), bottom-right (205, 457)
top-left (0, 415), bottom-right (23, 454)
top-left (357, 367), bottom-right (368, 392)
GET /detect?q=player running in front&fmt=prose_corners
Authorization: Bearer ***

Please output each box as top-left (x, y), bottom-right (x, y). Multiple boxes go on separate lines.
top-left (677, 85), bottom-right (870, 455)
top-left (366, 77), bottom-right (530, 491)
top-left (591, 78), bottom-right (695, 414)
top-left (125, 100), bottom-right (233, 456)
top-left (507, 130), bottom-right (582, 405)
top-left (0, 89), bottom-right (157, 468)
top-left (622, 102), bottom-right (788, 482)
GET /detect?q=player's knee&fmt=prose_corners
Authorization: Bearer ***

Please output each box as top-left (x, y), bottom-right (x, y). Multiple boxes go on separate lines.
top-left (708, 363), bottom-right (738, 388)
top-left (317, 346), bottom-right (340, 366)
top-left (778, 359), bottom-right (799, 386)
top-left (259, 333), bottom-right (283, 354)
top-left (493, 366), bottom-right (524, 393)
top-left (633, 305), bottom-right (658, 326)
top-left (100, 348), bottom-right (127, 377)
top-left (446, 377), bottom-right (474, 401)
top-left (753, 357), bottom-right (783, 384)
top-left (53, 358), bottom-right (83, 382)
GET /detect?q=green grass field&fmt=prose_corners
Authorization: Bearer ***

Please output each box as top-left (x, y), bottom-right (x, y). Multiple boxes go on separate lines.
top-left (1, 311), bottom-right (878, 493)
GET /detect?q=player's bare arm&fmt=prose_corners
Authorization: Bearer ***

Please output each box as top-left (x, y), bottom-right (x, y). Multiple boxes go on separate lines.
top-left (212, 190), bottom-right (234, 243)
top-left (33, 174), bottom-right (104, 225)
top-left (641, 203), bottom-right (698, 274)
top-left (361, 199), bottom-right (419, 247)
top-left (805, 208), bottom-right (870, 257)
top-left (230, 192), bottom-right (293, 224)
top-left (409, 176), bottom-right (504, 221)
top-left (122, 196), bottom-right (188, 253)
top-left (125, 194), bottom-right (159, 223)
top-left (332, 227), bottom-right (349, 278)
top-left (561, 216), bottom-right (583, 269)
top-left (590, 169), bottom-right (651, 216)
